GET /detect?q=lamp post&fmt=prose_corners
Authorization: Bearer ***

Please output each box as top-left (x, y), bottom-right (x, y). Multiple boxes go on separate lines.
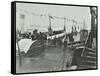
top-left (89, 7), bottom-right (97, 48)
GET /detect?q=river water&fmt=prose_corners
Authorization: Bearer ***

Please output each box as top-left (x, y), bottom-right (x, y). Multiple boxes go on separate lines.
top-left (16, 47), bottom-right (73, 73)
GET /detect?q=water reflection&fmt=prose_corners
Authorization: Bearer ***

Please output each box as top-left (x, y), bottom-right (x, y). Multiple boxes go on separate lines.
top-left (16, 47), bottom-right (73, 73)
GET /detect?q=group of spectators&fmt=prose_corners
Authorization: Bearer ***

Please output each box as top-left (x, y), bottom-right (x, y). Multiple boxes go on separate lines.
top-left (20, 29), bottom-right (47, 41)
top-left (31, 32), bottom-right (47, 41)
top-left (51, 33), bottom-right (74, 48)
top-left (17, 29), bottom-right (74, 48)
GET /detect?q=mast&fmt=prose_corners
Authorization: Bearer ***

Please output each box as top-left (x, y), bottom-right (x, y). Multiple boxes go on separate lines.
top-left (48, 15), bottom-right (53, 39)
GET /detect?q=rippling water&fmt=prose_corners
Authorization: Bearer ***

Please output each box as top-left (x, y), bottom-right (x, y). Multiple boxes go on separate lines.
top-left (16, 47), bottom-right (73, 73)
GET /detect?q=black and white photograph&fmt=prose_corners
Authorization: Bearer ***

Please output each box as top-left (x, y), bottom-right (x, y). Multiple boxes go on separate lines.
top-left (11, 1), bottom-right (97, 74)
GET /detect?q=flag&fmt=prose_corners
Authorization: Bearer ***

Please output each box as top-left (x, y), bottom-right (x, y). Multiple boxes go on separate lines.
top-left (49, 16), bottom-right (54, 19)
top-left (20, 14), bottom-right (25, 19)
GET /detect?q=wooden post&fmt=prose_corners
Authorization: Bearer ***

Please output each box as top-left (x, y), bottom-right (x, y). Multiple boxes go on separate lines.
top-left (64, 18), bottom-right (66, 28)
top-left (16, 36), bottom-right (22, 66)
top-left (48, 15), bottom-right (52, 39)
top-left (89, 7), bottom-right (97, 48)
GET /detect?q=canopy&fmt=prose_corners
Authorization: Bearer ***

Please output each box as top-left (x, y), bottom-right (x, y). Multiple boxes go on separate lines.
top-left (16, 39), bottom-right (37, 53)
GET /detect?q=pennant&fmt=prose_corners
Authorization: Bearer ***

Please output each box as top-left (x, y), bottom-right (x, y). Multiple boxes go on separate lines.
top-left (49, 16), bottom-right (54, 19)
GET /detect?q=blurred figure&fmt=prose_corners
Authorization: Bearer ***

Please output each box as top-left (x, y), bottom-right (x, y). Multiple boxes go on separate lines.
top-left (31, 29), bottom-right (40, 40)
top-left (53, 36), bottom-right (57, 46)
top-left (63, 35), bottom-right (68, 48)
top-left (68, 33), bottom-right (74, 47)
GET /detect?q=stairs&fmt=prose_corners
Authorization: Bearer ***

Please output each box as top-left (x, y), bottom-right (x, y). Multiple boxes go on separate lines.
top-left (70, 31), bottom-right (97, 70)
top-left (78, 48), bottom-right (97, 69)
top-left (77, 31), bottom-right (97, 69)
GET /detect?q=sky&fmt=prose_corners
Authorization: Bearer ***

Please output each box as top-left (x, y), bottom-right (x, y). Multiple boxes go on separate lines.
top-left (16, 2), bottom-right (91, 33)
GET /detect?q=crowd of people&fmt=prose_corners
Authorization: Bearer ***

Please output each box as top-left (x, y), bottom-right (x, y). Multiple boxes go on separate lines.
top-left (16, 28), bottom-right (76, 49)
top-left (31, 29), bottom-right (47, 41)
top-left (16, 29), bottom-right (47, 41)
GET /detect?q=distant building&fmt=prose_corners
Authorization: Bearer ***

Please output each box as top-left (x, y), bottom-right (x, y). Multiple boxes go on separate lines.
top-left (20, 14), bottom-right (25, 33)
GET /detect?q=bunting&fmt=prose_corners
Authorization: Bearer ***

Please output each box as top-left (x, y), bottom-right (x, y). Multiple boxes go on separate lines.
top-left (16, 8), bottom-right (83, 24)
